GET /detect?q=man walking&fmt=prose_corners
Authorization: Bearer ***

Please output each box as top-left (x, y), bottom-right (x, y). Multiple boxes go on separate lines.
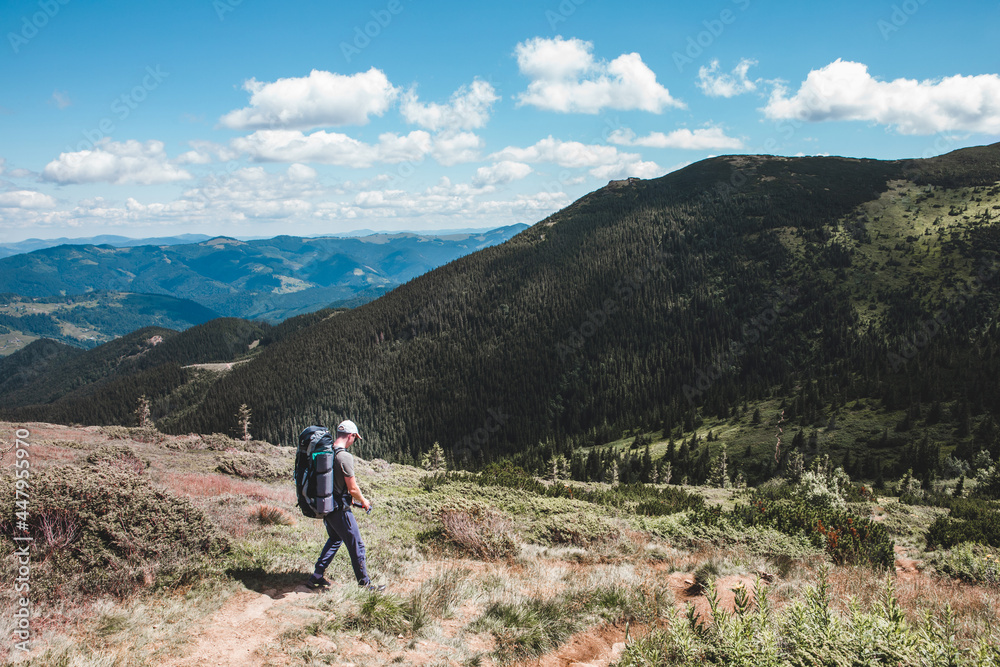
top-left (307, 419), bottom-right (384, 592)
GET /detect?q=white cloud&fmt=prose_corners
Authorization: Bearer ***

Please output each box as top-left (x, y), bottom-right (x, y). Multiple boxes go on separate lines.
top-left (431, 131), bottom-right (483, 166)
top-left (42, 139), bottom-right (193, 185)
top-left (472, 161), bottom-right (533, 187)
top-left (609, 126), bottom-right (744, 150)
top-left (176, 140), bottom-right (240, 165)
top-left (588, 159), bottom-right (664, 181)
top-left (231, 129), bottom-right (432, 166)
top-left (515, 36), bottom-right (683, 113)
top-left (401, 80), bottom-right (499, 131)
top-left (219, 68), bottom-right (398, 130)
top-left (697, 58), bottom-right (758, 98)
top-left (0, 190), bottom-right (57, 208)
top-left (490, 136), bottom-right (636, 168)
top-left (762, 60), bottom-right (1000, 135)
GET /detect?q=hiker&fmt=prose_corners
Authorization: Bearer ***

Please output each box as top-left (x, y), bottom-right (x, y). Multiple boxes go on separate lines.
top-left (307, 419), bottom-right (384, 592)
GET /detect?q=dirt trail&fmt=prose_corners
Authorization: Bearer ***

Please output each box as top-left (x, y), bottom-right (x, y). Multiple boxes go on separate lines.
top-left (894, 545), bottom-right (923, 580)
top-left (160, 585), bottom-right (319, 667)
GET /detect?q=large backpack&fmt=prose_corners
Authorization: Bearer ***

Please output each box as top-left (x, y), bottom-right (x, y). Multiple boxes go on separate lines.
top-left (295, 426), bottom-right (346, 518)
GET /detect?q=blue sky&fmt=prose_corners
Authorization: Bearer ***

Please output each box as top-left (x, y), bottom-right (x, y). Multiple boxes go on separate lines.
top-left (1, 0), bottom-right (999, 242)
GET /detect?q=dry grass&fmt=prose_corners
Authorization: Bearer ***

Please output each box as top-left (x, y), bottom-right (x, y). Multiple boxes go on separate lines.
top-left (158, 471), bottom-right (293, 503)
top-left (249, 503), bottom-right (297, 526)
top-left (439, 507), bottom-right (520, 561)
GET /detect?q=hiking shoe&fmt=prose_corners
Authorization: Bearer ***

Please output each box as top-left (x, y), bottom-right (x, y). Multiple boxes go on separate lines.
top-left (362, 583), bottom-right (386, 593)
top-left (307, 575), bottom-right (332, 589)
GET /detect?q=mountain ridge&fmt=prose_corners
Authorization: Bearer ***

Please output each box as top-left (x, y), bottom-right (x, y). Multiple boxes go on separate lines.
top-left (4, 146), bottom-right (999, 484)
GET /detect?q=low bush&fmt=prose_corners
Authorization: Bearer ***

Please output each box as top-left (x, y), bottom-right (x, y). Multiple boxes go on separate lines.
top-left (86, 444), bottom-right (148, 474)
top-left (216, 450), bottom-right (288, 480)
top-left (931, 542), bottom-right (1000, 587)
top-left (616, 570), bottom-right (1000, 666)
top-left (727, 498), bottom-right (894, 568)
top-left (0, 465), bottom-right (228, 601)
top-left (427, 463), bottom-right (704, 515)
top-left (439, 506), bottom-right (519, 561)
top-left (926, 511), bottom-right (1000, 549)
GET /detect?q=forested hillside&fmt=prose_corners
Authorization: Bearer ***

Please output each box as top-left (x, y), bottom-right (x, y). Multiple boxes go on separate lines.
top-left (0, 292), bottom-right (219, 355)
top-left (5, 146), bottom-right (1000, 483)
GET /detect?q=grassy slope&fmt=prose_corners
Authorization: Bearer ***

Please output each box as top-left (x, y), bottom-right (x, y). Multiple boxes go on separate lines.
top-left (3, 421), bottom-right (997, 666)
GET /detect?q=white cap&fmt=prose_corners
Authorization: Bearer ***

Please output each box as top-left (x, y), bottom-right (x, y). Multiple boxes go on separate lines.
top-left (337, 419), bottom-right (362, 439)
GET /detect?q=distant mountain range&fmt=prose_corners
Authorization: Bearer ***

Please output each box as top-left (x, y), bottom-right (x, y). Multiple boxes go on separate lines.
top-left (0, 225), bottom-right (528, 324)
top-left (0, 234), bottom-right (214, 259)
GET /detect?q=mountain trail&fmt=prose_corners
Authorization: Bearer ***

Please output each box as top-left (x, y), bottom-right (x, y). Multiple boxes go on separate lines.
top-left (160, 585), bottom-right (319, 667)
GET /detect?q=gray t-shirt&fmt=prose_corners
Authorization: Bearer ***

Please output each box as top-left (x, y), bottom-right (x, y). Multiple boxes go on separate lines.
top-left (333, 449), bottom-right (355, 497)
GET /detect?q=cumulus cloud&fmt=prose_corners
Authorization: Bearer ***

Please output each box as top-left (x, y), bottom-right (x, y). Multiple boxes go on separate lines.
top-left (472, 161), bottom-right (533, 187)
top-left (431, 131), bottom-right (483, 166)
top-left (762, 60), bottom-right (1000, 135)
top-left (588, 159), bottom-right (664, 181)
top-left (609, 126), bottom-right (744, 150)
top-left (697, 58), bottom-right (758, 97)
top-left (176, 140), bottom-right (240, 165)
top-left (515, 36), bottom-right (683, 113)
top-left (401, 80), bottom-right (499, 131)
top-left (0, 190), bottom-right (57, 208)
top-left (231, 129), bottom-right (432, 166)
top-left (42, 139), bottom-right (192, 185)
top-left (219, 68), bottom-right (398, 130)
top-left (490, 136), bottom-right (636, 168)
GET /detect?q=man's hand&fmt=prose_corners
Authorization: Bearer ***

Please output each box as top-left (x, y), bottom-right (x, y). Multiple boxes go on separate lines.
top-left (361, 499), bottom-right (372, 512)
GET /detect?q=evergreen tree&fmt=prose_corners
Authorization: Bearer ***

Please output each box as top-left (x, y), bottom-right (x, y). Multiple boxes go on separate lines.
top-left (421, 441), bottom-right (447, 472)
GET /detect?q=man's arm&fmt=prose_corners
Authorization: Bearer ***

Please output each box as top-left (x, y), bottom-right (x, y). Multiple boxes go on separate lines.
top-left (344, 476), bottom-right (370, 511)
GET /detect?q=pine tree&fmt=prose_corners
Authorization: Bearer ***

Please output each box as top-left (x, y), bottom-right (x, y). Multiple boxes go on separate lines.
top-left (237, 403), bottom-right (252, 443)
top-left (135, 394), bottom-right (151, 428)
top-left (421, 441), bottom-right (447, 472)
top-left (710, 443), bottom-right (729, 488)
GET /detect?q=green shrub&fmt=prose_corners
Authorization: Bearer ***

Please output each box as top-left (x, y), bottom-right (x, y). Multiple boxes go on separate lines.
top-left (0, 465), bottom-right (228, 601)
top-left (616, 571), bottom-right (1000, 666)
top-left (728, 498), bottom-right (894, 568)
top-left (926, 512), bottom-right (1000, 549)
top-left (931, 542), bottom-right (1000, 586)
top-left (86, 444), bottom-right (148, 474)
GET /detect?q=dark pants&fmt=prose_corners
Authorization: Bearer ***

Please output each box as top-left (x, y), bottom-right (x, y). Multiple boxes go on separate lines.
top-left (314, 509), bottom-right (369, 585)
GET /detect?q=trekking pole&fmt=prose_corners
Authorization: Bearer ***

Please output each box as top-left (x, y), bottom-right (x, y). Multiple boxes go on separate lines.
top-left (352, 501), bottom-right (372, 514)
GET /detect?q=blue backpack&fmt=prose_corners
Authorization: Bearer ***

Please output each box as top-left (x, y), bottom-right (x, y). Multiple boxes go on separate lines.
top-left (295, 426), bottom-right (345, 518)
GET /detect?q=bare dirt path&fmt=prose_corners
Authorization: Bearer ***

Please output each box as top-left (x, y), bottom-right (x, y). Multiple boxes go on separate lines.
top-left (159, 585), bottom-right (321, 667)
